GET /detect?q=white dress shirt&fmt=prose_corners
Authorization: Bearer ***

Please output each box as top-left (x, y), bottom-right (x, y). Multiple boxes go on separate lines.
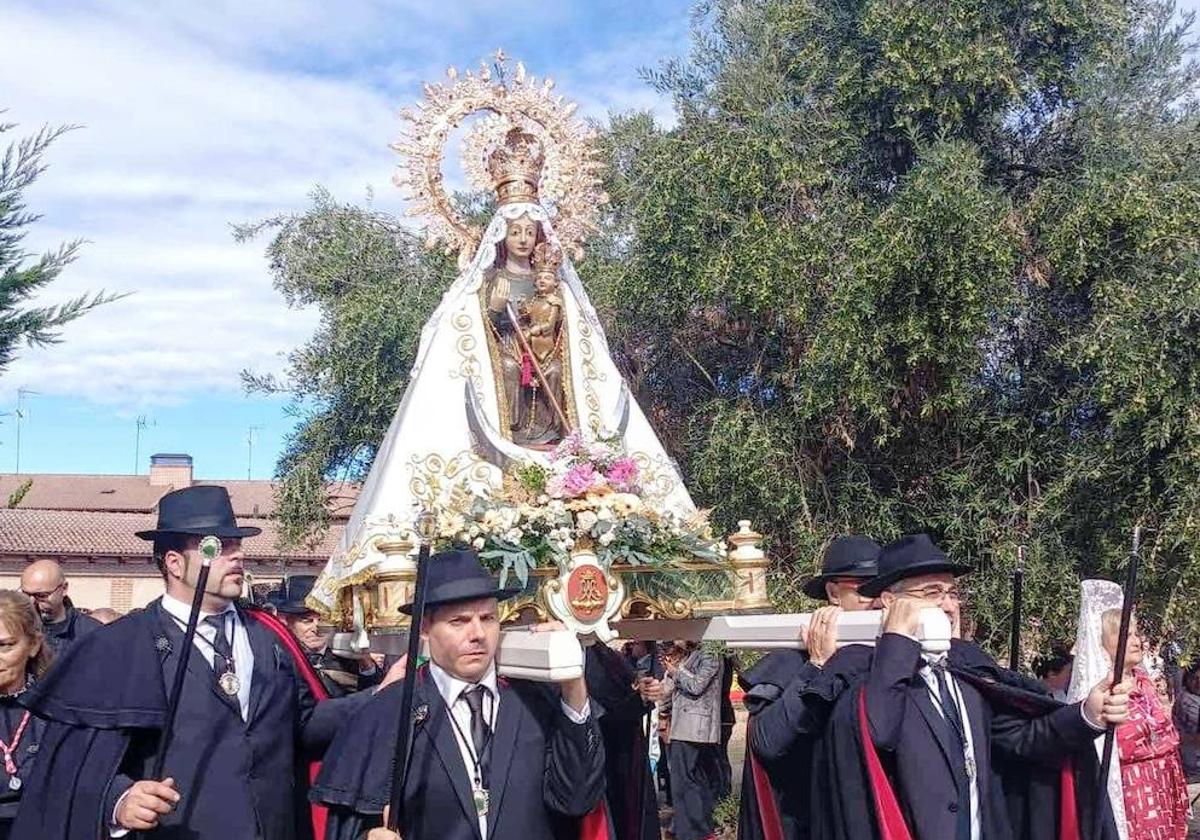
top-left (427, 660), bottom-right (591, 839)
top-left (159, 593), bottom-right (254, 721)
top-left (918, 655), bottom-right (981, 840)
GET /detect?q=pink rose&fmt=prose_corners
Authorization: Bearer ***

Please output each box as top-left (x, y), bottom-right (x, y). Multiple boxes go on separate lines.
top-left (562, 463), bottom-right (598, 497)
top-left (605, 457), bottom-right (640, 492)
top-left (545, 474), bottom-right (567, 498)
top-left (549, 431), bottom-right (578, 462)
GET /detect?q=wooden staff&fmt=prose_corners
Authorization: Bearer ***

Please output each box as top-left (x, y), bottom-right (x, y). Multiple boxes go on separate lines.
top-left (1009, 545), bottom-right (1025, 670)
top-left (151, 535), bottom-right (220, 779)
top-left (386, 514), bottom-right (436, 832)
top-left (1093, 526), bottom-right (1142, 839)
top-left (505, 301), bottom-right (573, 435)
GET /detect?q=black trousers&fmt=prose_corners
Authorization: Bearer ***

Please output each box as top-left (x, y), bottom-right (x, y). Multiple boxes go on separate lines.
top-left (659, 742), bottom-right (672, 802)
top-left (668, 740), bottom-right (720, 840)
top-left (717, 721), bottom-right (734, 799)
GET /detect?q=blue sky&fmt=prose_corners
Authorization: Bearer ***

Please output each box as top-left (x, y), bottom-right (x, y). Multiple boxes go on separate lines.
top-left (0, 0), bottom-right (692, 479)
top-left (2, 1), bottom-right (1197, 480)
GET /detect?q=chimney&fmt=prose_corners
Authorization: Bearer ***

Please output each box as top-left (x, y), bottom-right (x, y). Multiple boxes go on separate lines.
top-left (149, 453), bottom-right (194, 487)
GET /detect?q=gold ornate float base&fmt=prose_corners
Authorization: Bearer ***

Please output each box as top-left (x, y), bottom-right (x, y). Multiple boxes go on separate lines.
top-left (334, 520), bottom-right (771, 638)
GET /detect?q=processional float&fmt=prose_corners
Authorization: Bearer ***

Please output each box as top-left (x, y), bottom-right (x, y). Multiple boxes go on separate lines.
top-left (308, 53), bottom-right (951, 680)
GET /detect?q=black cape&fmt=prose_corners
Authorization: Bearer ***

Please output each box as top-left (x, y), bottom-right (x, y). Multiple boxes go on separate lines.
top-left (312, 668), bottom-right (606, 840)
top-left (808, 639), bottom-right (1118, 840)
top-left (584, 645), bottom-right (657, 840)
top-left (12, 608), bottom-right (168, 840)
top-left (10, 602), bottom-right (326, 840)
top-left (736, 649), bottom-right (808, 840)
top-left (736, 646), bottom-right (876, 840)
top-left (950, 641), bottom-right (1119, 840)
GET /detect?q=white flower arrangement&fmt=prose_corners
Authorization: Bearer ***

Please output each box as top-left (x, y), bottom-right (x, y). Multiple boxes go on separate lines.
top-left (430, 433), bottom-right (724, 587)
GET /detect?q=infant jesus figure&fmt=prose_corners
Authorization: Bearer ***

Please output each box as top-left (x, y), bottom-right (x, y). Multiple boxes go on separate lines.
top-left (519, 242), bottom-right (565, 366)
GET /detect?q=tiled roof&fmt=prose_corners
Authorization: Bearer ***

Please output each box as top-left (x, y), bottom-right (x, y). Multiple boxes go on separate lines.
top-left (0, 475), bottom-right (164, 513)
top-left (0, 508), bottom-right (343, 561)
top-left (0, 474), bottom-right (357, 518)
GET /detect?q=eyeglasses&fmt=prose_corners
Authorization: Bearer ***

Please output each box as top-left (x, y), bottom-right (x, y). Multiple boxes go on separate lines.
top-left (829, 577), bottom-right (866, 587)
top-left (897, 584), bottom-right (962, 603)
top-left (21, 582), bottom-right (64, 601)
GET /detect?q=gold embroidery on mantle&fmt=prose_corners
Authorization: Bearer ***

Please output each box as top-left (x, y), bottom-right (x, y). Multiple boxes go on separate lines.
top-left (451, 310), bottom-right (483, 389)
top-left (574, 316), bottom-right (603, 433)
top-left (407, 451), bottom-right (496, 507)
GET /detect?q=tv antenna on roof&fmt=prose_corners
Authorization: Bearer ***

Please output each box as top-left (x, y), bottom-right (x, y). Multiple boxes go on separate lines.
top-left (247, 425), bottom-right (263, 480)
top-left (14, 388), bottom-right (40, 474)
top-left (134, 415), bottom-right (156, 474)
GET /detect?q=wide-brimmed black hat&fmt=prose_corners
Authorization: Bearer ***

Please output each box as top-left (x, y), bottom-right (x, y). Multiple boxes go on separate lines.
top-left (801, 535), bottom-right (882, 599)
top-left (858, 533), bottom-right (972, 598)
top-left (273, 575), bottom-right (319, 615)
top-left (135, 486), bottom-right (263, 541)
top-left (399, 549), bottom-right (521, 615)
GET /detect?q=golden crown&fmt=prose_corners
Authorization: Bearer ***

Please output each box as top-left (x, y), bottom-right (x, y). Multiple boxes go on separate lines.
top-left (531, 242), bottom-right (563, 277)
top-left (392, 53), bottom-right (607, 263)
top-left (487, 128), bottom-right (544, 205)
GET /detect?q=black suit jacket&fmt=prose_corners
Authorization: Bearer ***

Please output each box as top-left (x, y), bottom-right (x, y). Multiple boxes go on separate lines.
top-left (864, 634), bottom-right (1102, 840)
top-left (12, 599), bottom-right (370, 840)
top-left (315, 665), bottom-right (606, 840)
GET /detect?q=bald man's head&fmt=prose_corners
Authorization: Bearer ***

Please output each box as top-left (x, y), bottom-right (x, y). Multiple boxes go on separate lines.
top-left (20, 560), bottom-right (68, 623)
top-left (88, 607), bottom-right (120, 625)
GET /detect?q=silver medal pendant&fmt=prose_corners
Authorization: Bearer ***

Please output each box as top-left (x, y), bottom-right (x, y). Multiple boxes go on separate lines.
top-left (218, 671), bottom-right (241, 697)
top-left (472, 785), bottom-right (490, 817)
top-left (8, 775), bottom-right (20, 791)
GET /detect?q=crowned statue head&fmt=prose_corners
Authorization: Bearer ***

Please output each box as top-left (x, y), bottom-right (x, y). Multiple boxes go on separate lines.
top-left (488, 128), bottom-right (545, 206)
top-left (392, 54), bottom-right (606, 263)
top-left (531, 242), bottom-right (563, 281)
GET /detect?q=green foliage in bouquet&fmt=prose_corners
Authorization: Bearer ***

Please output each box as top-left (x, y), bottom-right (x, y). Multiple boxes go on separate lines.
top-left (430, 434), bottom-right (724, 588)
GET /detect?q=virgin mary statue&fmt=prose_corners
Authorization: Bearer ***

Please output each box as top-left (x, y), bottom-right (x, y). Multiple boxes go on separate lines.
top-left (309, 65), bottom-right (697, 612)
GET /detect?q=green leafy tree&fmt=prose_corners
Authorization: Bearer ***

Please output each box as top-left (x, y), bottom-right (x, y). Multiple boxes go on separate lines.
top-left (0, 121), bottom-right (116, 375)
top-left (590, 0), bottom-right (1200, 654)
top-left (234, 188), bottom-right (459, 545)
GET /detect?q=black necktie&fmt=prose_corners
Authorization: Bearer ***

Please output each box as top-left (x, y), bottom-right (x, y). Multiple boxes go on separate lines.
top-left (932, 664), bottom-right (966, 743)
top-left (463, 685), bottom-right (492, 779)
top-left (204, 614), bottom-right (233, 673)
top-left (931, 663), bottom-right (971, 840)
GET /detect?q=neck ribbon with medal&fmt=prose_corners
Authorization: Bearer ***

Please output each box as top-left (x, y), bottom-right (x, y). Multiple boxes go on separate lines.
top-left (0, 677), bottom-right (33, 791)
top-left (446, 687), bottom-right (494, 818)
top-left (166, 610), bottom-right (241, 698)
top-left (928, 660), bottom-right (977, 783)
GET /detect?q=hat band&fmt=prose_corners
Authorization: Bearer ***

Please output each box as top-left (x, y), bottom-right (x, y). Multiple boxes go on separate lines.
top-left (424, 576), bottom-right (508, 605)
top-left (157, 514), bottom-right (239, 530)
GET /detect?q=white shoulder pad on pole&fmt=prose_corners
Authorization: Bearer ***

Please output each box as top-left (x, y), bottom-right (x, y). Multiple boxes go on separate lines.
top-left (495, 629), bottom-right (585, 682)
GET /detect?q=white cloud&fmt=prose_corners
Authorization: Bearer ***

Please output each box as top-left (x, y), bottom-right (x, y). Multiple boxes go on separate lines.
top-left (0, 0), bottom-right (686, 409)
